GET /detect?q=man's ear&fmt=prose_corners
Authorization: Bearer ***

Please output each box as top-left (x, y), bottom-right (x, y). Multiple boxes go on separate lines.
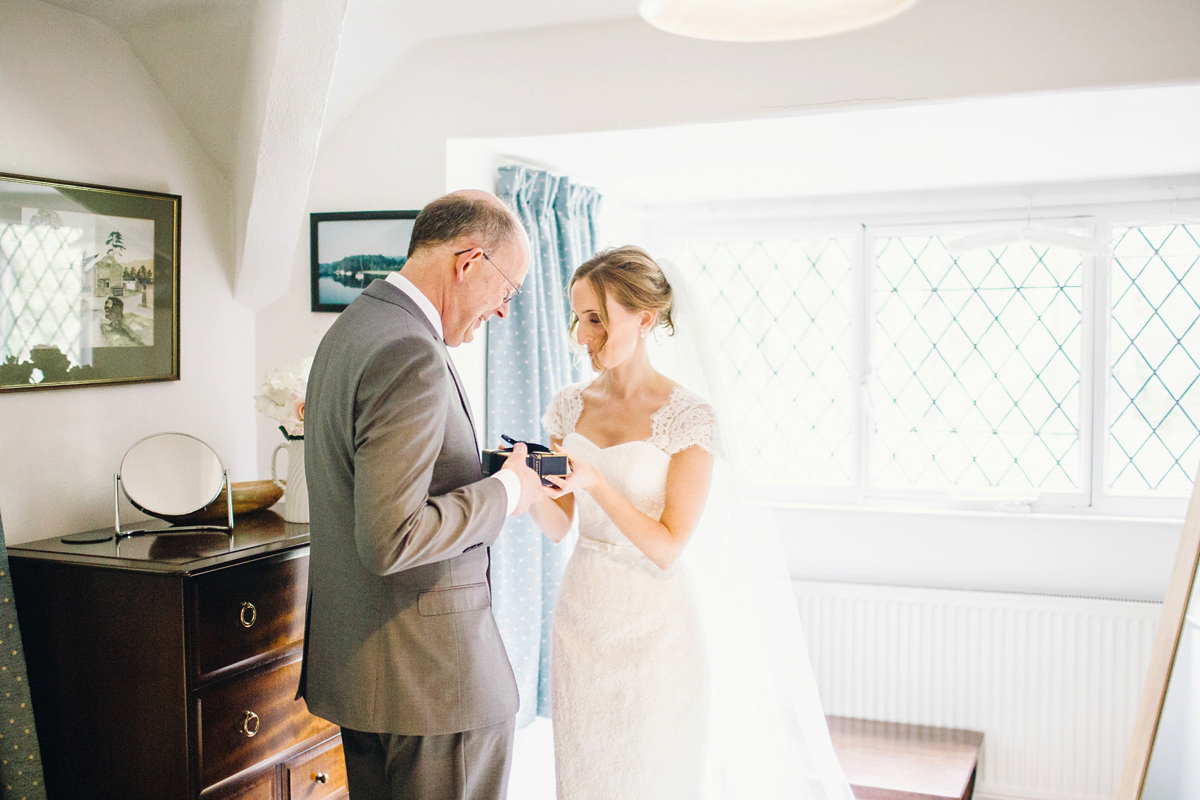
top-left (453, 247), bottom-right (478, 283)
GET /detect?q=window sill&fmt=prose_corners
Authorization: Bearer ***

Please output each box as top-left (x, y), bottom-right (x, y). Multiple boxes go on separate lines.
top-left (758, 498), bottom-right (1185, 528)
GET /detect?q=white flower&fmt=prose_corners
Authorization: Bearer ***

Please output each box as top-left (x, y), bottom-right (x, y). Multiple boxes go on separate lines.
top-left (255, 357), bottom-right (312, 439)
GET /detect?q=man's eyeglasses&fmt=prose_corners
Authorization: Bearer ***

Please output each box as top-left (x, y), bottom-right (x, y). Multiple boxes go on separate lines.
top-left (455, 248), bottom-right (521, 304)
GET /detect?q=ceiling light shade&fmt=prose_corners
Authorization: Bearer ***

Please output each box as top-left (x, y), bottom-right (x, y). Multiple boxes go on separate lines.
top-left (639, 0), bottom-right (921, 42)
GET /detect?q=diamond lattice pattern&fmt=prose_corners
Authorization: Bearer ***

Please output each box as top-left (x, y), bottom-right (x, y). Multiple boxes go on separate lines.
top-left (673, 240), bottom-right (855, 485)
top-left (1109, 224), bottom-right (1200, 496)
top-left (870, 235), bottom-right (1083, 491)
top-left (0, 223), bottom-right (84, 367)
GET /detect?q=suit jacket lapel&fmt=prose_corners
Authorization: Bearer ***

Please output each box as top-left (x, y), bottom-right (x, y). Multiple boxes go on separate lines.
top-left (363, 279), bottom-right (481, 455)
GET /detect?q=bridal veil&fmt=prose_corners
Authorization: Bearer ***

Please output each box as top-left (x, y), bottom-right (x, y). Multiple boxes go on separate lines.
top-left (649, 257), bottom-right (855, 800)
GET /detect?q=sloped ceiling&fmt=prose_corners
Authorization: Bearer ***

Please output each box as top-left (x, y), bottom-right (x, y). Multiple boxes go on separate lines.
top-left (39, 0), bottom-right (641, 180)
top-left (35, 0), bottom-right (642, 308)
top-left (35, 0), bottom-right (256, 179)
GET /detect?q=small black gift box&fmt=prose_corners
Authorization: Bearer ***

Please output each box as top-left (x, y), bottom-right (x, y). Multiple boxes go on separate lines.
top-left (482, 435), bottom-right (569, 486)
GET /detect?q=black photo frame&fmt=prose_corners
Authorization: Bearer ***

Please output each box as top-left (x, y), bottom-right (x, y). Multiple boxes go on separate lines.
top-left (0, 172), bottom-right (181, 392)
top-left (310, 210), bottom-right (419, 312)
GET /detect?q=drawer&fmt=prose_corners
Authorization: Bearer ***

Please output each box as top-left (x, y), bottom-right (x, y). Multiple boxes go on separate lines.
top-left (285, 736), bottom-right (347, 800)
top-left (192, 553), bottom-right (308, 680)
top-left (203, 768), bottom-right (276, 800)
top-left (196, 653), bottom-right (336, 791)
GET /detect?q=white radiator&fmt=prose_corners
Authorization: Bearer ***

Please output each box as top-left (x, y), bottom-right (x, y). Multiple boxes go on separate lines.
top-left (794, 581), bottom-right (1162, 800)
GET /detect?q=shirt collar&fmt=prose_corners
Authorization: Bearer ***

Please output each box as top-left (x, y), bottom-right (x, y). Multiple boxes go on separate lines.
top-left (385, 272), bottom-right (444, 341)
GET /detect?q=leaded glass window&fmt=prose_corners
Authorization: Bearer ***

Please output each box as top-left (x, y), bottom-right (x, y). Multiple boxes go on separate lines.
top-left (663, 207), bottom-right (1193, 510)
top-left (1108, 223), bottom-right (1200, 496)
top-left (673, 239), bottom-right (855, 485)
top-left (869, 234), bottom-right (1083, 492)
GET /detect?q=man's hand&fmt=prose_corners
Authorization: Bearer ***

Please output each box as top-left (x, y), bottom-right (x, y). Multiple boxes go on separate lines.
top-left (500, 442), bottom-right (545, 516)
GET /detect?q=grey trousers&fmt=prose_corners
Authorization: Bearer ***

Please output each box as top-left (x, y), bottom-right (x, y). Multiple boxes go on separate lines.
top-left (340, 717), bottom-right (516, 800)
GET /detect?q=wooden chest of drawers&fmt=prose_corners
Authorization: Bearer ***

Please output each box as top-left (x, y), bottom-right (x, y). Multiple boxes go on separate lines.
top-left (8, 513), bottom-right (347, 800)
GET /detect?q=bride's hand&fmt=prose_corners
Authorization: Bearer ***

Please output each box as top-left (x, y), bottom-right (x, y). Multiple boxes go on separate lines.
top-left (542, 444), bottom-right (603, 499)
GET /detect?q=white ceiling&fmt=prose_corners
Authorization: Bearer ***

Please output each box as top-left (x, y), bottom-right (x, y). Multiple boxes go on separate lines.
top-left (465, 84), bottom-right (1200, 205)
top-left (34, 0), bottom-right (222, 25)
top-left (38, 0), bottom-right (642, 178)
top-left (39, 0), bottom-right (255, 176)
top-left (325, 0), bottom-right (641, 132)
top-left (34, 0), bottom-right (1200, 208)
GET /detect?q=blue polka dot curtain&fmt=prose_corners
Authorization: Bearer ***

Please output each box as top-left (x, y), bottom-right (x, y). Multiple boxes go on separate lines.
top-left (0, 512), bottom-right (46, 799)
top-left (489, 166), bottom-right (600, 724)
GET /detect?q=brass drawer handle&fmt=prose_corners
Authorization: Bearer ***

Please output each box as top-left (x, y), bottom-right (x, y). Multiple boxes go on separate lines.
top-left (313, 772), bottom-right (329, 784)
top-left (240, 601), bottom-right (257, 628)
top-left (241, 710), bottom-right (260, 737)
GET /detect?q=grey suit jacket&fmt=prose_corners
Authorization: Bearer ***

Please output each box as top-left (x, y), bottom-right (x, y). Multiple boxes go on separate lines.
top-left (297, 279), bottom-right (518, 735)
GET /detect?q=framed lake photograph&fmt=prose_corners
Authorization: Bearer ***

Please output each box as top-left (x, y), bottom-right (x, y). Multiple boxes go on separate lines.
top-left (310, 210), bottom-right (418, 312)
top-left (0, 172), bottom-right (181, 392)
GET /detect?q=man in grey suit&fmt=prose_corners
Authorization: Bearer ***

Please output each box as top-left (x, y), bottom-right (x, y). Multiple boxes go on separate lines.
top-left (298, 190), bottom-right (545, 799)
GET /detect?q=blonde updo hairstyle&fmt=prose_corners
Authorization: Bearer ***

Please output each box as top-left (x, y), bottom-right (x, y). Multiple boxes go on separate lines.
top-left (568, 246), bottom-right (675, 367)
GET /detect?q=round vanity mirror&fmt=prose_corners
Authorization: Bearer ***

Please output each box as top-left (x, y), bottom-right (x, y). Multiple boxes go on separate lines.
top-left (120, 432), bottom-right (226, 520)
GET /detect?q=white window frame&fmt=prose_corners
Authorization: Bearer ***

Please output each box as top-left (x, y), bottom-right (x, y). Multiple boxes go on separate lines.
top-left (1091, 205), bottom-right (1199, 518)
top-left (648, 181), bottom-right (1199, 520)
top-left (862, 216), bottom-right (1095, 513)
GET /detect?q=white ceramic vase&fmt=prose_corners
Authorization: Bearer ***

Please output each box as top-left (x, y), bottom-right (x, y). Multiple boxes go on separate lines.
top-left (271, 438), bottom-right (309, 523)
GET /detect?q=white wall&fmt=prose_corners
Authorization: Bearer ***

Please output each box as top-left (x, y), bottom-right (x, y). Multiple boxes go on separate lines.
top-left (460, 85), bottom-right (1200, 206)
top-left (233, 0), bottom-right (283, 278)
top-left (0, 0), bottom-right (256, 543)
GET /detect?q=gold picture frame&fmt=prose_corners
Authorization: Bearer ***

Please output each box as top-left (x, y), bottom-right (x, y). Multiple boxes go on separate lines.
top-left (0, 172), bottom-right (181, 392)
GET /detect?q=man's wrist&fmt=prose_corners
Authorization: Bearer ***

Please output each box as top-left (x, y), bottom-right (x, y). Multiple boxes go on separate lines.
top-left (492, 470), bottom-right (521, 516)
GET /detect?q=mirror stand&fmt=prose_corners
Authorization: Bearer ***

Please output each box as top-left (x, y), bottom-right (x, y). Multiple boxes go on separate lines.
top-left (112, 470), bottom-right (235, 540)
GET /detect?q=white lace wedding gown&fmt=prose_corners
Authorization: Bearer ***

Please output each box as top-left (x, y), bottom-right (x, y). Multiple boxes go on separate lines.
top-left (543, 383), bottom-right (717, 800)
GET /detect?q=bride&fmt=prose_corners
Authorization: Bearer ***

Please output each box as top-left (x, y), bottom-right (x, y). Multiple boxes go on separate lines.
top-left (527, 246), bottom-right (855, 800)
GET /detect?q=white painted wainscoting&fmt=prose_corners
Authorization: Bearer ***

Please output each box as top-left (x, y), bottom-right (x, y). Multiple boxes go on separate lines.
top-left (794, 581), bottom-right (1162, 800)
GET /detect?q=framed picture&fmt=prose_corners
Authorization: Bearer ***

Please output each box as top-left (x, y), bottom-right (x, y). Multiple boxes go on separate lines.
top-left (310, 210), bottom-right (418, 312)
top-left (0, 172), bottom-right (181, 393)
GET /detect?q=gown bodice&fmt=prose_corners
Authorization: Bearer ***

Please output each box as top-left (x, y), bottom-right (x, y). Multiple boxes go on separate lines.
top-left (544, 382), bottom-right (718, 560)
top-left (562, 435), bottom-right (669, 551)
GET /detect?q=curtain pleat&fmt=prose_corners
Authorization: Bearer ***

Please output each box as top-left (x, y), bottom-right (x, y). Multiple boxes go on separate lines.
top-left (488, 166), bottom-right (600, 724)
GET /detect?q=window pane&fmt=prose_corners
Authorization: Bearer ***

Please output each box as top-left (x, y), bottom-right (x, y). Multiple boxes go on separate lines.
top-left (1108, 223), bottom-right (1200, 496)
top-left (674, 239), bottom-right (855, 485)
top-left (870, 235), bottom-right (1083, 492)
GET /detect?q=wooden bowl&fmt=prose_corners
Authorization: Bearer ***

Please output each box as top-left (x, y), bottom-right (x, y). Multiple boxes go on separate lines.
top-left (168, 480), bottom-right (284, 525)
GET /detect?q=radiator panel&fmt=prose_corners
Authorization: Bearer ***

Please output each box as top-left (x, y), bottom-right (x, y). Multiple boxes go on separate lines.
top-left (795, 582), bottom-right (1161, 800)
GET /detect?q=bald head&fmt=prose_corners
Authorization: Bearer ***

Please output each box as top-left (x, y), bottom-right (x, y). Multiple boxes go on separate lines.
top-left (399, 190), bottom-right (530, 347)
top-left (407, 189), bottom-right (527, 260)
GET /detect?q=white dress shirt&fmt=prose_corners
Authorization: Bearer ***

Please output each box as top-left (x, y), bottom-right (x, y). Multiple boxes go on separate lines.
top-left (384, 272), bottom-right (519, 515)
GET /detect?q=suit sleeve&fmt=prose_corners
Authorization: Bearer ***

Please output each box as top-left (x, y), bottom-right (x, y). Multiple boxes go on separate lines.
top-left (351, 335), bottom-right (506, 576)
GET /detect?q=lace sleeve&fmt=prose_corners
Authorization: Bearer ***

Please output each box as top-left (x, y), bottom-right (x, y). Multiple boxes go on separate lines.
top-left (542, 384), bottom-right (583, 441)
top-left (665, 397), bottom-right (721, 457)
